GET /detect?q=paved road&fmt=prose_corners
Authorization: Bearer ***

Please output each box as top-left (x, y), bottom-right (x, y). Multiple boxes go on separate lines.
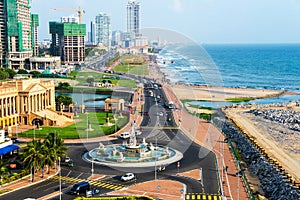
top-left (1, 80), bottom-right (220, 200)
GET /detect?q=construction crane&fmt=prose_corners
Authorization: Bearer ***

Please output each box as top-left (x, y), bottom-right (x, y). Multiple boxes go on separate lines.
top-left (51, 7), bottom-right (85, 24)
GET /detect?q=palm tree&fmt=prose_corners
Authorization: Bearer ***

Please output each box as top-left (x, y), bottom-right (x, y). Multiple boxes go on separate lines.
top-left (23, 140), bottom-right (44, 182)
top-left (43, 133), bottom-right (68, 174)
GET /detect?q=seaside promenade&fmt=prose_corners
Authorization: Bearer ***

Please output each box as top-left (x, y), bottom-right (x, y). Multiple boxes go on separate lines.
top-left (148, 58), bottom-right (250, 199)
top-left (162, 84), bottom-right (250, 200)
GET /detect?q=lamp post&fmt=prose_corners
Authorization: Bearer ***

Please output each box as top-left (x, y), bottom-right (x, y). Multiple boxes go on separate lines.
top-left (86, 112), bottom-right (89, 141)
top-left (59, 157), bottom-right (61, 200)
top-left (154, 137), bottom-right (157, 180)
top-left (33, 121), bottom-right (36, 140)
top-left (16, 123), bottom-right (18, 139)
top-left (91, 158), bottom-right (94, 177)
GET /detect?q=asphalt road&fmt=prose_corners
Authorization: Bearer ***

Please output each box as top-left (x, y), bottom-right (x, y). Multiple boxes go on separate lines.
top-left (1, 80), bottom-right (221, 200)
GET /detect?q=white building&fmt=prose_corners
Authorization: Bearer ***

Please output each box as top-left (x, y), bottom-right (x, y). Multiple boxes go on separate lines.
top-left (126, 0), bottom-right (140, 37)
top-left (112, 30), bottom-right (122, 46)
top-left (95, 13), bottom-right (111, 47)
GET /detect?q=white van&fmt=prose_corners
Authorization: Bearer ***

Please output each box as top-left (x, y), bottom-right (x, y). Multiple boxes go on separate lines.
top-left (120, 132), bottom-right (131, 139)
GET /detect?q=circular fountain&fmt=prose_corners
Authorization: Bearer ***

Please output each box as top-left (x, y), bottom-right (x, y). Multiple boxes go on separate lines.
top-left (84, 127), bottom-right (183, 168)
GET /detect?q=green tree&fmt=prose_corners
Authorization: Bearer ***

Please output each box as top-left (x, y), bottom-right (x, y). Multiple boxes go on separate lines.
top-left (86, 77), bottom-right (94, 84)
top-left (55, 95), bottom-right (73, 106)
top-left (29, 70), bottom-right (41, 78)
top-left (0, 160), bottom-right (9, 183)
top-left (17, 69), bottom-right (28, 74)
top-left (5, 68), bottom-right (17, 79)
top-left (42, 133), bottom-right (68, 174)
top-left (56, 82), bottom-right (71, 90)
top-left (23, 140), bottom-right (44, 182)
top-left (0, 70), bottom-right (9, 80)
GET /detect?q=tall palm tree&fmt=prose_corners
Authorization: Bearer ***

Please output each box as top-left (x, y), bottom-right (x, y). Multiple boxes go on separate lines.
top-left (23, 140), bottom-right (44, 182)
top-left (43, 133), bottom-right (68, 174)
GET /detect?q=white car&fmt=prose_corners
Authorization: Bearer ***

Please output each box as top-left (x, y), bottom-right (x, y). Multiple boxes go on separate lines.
top-left (135, 130), bottom-right (142, 136)
top-left (158, 112), bottom-right (164, 116)
top-left (120, 132), bottom-right (131, 139)
top-left (121, 173), bottom-right (135, 181)
top-left (65, 157), bottom-right (71, 163)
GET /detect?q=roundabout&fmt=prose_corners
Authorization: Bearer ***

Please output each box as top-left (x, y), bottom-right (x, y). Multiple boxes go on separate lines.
top-left (83, 128), bottom-right (183, 168)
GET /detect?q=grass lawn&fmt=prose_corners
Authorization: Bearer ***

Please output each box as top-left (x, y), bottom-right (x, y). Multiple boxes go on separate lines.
top-left (69, 71), bottom-right (138, 88)
top-left (226, 97), bottom-right (254, 102)
top-left (113, 63), bottom-right (148, 76)
top-left (18, 112), bottom-right (129, 139)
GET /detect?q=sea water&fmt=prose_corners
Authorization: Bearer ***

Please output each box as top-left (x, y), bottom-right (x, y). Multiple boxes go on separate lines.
top-left (159, 44), bottom-right (300, 92)
top-left (158, 44), bottom-right (300, 106)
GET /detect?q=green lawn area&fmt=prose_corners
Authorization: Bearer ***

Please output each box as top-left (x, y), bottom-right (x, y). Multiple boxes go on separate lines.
top-left (69, 71), bottom-right (138, 88)
top-left (18, 112), bottom-right (129, 139)
top-left (113, 63), bottom-right (148, 76)
top-left (226, 97), bottom-right (254, 102)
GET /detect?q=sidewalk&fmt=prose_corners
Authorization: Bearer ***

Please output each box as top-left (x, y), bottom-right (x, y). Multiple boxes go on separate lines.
top-left (0, 168), bottom-right (58, 197)
top-left (163, 84), bottom-right (250, 200)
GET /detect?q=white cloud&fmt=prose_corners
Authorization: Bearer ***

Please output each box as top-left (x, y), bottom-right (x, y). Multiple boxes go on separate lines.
top-left (171, 0), bottom-right (184, 13)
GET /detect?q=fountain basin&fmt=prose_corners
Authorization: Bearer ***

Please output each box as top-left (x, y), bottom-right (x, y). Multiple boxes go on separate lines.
top-left (83, 144), bottom-right (183, 168)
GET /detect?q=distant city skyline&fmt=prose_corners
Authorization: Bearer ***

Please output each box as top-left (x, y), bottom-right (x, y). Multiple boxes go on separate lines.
top-left (31, 0), bottom-right (300, 44)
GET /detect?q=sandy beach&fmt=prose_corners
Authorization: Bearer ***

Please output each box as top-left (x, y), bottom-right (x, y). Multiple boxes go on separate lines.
top-left (171, 84), bottom-right (289, 102)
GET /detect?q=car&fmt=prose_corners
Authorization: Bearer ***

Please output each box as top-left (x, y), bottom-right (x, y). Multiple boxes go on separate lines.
top-left (135, 130), bottom-right (142, 136)
top-left (65, 157), bottom-right (71, 163)
top-left (158, 112), bottom-right (164, 116)
top-left (120, 132), bottom-right (131, 139)
top-left (70, 181), bottom-right (90, 195)
top-left (121, 173), bottom-right (135, 182)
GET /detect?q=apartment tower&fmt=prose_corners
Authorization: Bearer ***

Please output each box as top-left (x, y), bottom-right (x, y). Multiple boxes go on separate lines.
top-left (126, 0), bottom-right (140, 37)
top-left (0, 0), bottom-right (33, 69)
top-left (95, 13), bottom-right (111, 47)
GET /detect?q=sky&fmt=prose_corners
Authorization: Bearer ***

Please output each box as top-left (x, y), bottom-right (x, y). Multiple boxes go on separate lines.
top-left (31, 0), bottom-right (300, 44)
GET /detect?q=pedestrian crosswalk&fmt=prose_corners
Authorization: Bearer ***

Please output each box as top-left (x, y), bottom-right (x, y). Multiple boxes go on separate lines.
top-left (185, 193), bottom-right (222, 200)
top-left (50, 175), bottom-right (124, 190)
top-left (140, 126), bottom-right (179, 130)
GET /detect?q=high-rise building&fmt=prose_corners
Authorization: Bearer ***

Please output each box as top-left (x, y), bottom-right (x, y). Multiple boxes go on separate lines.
top-left (0, 0), bottom-right (33, 69)
top-left (49, 21), bottom-right (86, 65)
top-left (31, 14), bottom-right (39, 57)
top-left (112, 30), bottom-right (122, 46)
top-left (0, 0), bottom-right (6, 67)
top-left (89, 21), bottom-right (96, 45)
top-left (95, 13), bottom-right (111, 47)
top-left (126, 0), bottom-right (140, 37)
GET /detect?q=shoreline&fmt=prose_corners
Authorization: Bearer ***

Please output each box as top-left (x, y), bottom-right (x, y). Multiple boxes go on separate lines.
top-left (149, 58), bottom-right (299, 103)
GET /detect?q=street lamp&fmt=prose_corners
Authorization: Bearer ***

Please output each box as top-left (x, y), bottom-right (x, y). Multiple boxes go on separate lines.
top-left (86, 112), bottom-right (89, 141)
top-left (154, 137), bottom-right (157, 180)
top-left (16, 123), bottom-right (18, 139)
top-left (59, 157), bottom-right (62, 200)
top-left (91, 158), bottom-right (94, 177)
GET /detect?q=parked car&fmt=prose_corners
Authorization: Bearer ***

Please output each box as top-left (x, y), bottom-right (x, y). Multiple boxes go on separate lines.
top-left (70, 182), bottom-right (90, 195)
top-left (158, 112), bottom-right (164, 116)
top-left (64, 157), bottom-right (71, 163)
top-left (120, 173), bottom-right (135, 182)
top-left (120, 132), bottom-right (131, 139)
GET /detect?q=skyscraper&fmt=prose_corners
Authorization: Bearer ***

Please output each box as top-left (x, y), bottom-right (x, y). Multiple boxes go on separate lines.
top-left (126, 0), bottom-right (140, 37)
top-left (0, 0), bottom-right (33, 69)
top-left (89, 21), bottom-right (96, 45)
top-left (49, 20), bottom-right (86, 65)
top-left (95, 13), bottom-right (111, 47)
top-left (31, 14), bottom-right (39, 57)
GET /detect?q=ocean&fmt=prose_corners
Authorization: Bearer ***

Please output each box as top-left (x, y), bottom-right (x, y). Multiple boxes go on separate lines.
top-left (158, 44), bottom-right (300, 92)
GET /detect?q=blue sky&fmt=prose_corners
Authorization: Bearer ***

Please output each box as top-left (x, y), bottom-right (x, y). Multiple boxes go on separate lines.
top-left (31, 0), bottom-right (300, 43)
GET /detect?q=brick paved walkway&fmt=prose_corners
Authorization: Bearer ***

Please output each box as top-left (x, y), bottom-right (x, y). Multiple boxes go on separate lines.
top-left (163, 84), bottom-right (250, 200)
